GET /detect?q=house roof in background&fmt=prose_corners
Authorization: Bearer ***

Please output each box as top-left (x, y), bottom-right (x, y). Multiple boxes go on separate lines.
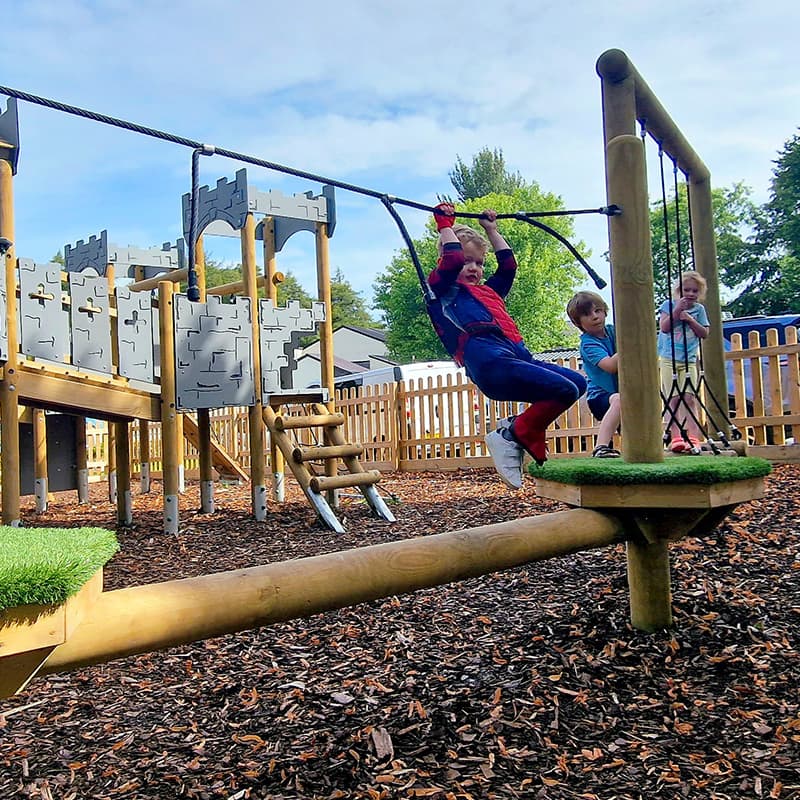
top-left (335, 325), bottom-right (387, 342)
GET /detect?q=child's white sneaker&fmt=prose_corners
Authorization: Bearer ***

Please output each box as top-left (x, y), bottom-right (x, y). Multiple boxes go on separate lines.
top-left (485, 427), bottom-right (524, 489)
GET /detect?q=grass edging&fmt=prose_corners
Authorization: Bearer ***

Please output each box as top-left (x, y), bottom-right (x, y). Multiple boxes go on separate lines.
top-left (529, 456), bottom-right (772, 486)
top-left (0, 526), bottom-right (119, 611)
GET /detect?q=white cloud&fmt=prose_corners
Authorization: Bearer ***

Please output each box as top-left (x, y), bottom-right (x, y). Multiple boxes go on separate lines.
top-left (0, 0), bottom-right (798, 314)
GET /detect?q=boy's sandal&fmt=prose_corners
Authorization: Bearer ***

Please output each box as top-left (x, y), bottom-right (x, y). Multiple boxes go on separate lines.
top-left (592, 444), bottom-right (621, 458)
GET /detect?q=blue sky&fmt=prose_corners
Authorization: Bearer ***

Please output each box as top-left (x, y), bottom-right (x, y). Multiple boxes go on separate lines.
top-left (1, 0), bottom-right (798, 314)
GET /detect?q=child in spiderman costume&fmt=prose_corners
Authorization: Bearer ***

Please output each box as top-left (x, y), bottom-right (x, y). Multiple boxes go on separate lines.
top-left (428, 202), bottom-right (586, 489)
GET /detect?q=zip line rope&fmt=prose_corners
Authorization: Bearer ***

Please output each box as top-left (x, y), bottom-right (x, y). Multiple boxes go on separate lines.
top-left (0, 85), bottom-right (613, 302)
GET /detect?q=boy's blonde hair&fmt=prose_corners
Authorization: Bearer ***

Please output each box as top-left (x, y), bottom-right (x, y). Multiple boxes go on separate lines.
top-left (567, 291), bottom-right (608, 330)
top-left (437, 223), bottom-right (490, 257)
top-left (672, 270), bottom-right (707, 301)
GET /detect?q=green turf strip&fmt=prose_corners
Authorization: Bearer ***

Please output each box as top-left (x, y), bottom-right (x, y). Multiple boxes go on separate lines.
top-left (0, 527), bottom-right (118, 611)
top-left (529, 456), bottom-right (772, 486)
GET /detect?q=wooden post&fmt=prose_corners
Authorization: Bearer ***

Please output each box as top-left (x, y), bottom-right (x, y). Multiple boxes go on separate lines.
top-left (0, 158), bottom-right (20, 526)
top-left (626, 539), bottom-right (672, 630)
top-left (242, 213), bottom-right (267, 521)
top-left (605, 134), bottom-right (663, 464)
top-left (132, 266), bottom-right (151, 495)
top-left (139, 419), bottom-right (151, 493)
top-left (598, 50), bottom-right (671, 630)
top-left (107, 263), bottom-right (119, 506)
top-left (194, 235), bottom-right (215, 514)
top-left (689, 177), bottom-right (728, 436)
top-left (107, 423), bottom-right (117, 504)
top-left (33, 409), bottom-right (48, 513)
top-left (114, 420), bottom-right (132, 526)
top-left (158, 282), bottom-right (180, 534)
top-left (315, 221), bottom-right (338, 508)
top-left (263, 217), bottom-right (285, 502)
top-left (173, 273), bottom-right (185, 496)
top-left (75, 416), bottom-right (90, 503)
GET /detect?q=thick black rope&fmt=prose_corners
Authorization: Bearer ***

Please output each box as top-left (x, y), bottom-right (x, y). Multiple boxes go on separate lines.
top-left (0, 85), bottom-right (612, 295)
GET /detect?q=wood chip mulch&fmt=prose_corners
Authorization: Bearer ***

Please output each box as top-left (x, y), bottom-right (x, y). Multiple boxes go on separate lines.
top-left (1, 465), bottom-right (799, 799)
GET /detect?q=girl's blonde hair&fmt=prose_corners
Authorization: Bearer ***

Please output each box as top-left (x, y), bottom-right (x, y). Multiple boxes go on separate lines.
top-left (672, 270), bottom-right (707, 301)
top-left (436, 223), bottom-right (490, 257)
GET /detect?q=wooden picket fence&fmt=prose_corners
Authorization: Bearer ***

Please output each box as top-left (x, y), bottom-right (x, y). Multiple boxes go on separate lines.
top-left (80, 329), bottom-right (800, 480)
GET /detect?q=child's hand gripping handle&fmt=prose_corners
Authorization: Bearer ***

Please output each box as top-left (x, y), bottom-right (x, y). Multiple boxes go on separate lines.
top-left (433, 202), bottom-right (456, 231)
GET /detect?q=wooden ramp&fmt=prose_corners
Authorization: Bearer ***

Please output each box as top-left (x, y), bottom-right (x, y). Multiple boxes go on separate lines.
top-left (182, 414), bottom-right (249, 483)
top-left (263, 397), bottom-right (395, 533)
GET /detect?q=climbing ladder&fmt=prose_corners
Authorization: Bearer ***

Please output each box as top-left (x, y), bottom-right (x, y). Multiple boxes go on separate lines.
top-left (263, 396), bottom-right (395, 533)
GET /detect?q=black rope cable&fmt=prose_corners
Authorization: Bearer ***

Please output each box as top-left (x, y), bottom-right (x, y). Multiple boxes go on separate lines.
top-left (655, 142), bottom-right (697, 446)
top-left (672, 157), bottom-right (691, 373)
top-left (683, 174), bottom-right (740, 442)
top-left (0, 84), bottom-right (613, 294)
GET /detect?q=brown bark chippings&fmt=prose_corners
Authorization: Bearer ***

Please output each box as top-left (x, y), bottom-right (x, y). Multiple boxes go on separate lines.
top-left (1, 466), bottom-right (799, 799)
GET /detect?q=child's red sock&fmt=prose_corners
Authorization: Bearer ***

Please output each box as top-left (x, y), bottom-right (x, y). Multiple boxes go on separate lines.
top-left (510, 400), bottom-right (568, 465)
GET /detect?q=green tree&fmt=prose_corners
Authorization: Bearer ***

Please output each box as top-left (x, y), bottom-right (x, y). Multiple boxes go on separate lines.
top-left (373, 188), bottom-right (585, 363)
top-left (329, 268), bottom-right (381, 330)
top-left (448, 147), bottom-right (525, 202)
top-left (276, 271), bottom-right (314, 306)
top-left (202, 259), bottom-right (241, 289)
top-left (728, 131), bottom-right (800, 315)
top-left (51, 250), bottom-right (65, 265)
top-left (649, 181), bottom-right (761, 307)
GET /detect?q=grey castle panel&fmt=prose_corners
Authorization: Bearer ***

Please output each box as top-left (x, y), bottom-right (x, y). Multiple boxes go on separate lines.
top-left (64, 231), bottom-right (109, 276)
top-left (0, 253), bottom-right (6, 361)
top-left (18, 259), bottom-right (70, 362)
top-left (260, 299), bottom-right (326, 395)
top-left (174, 294), bottom-right (255, 410)
top-left (68, 271), bottom-right (113, 373)
top-left (266, 184), bottom-right (336, 250)
top-left (116, 287), bottom-right (155, 383)
top-left (66, 234), bottom-right (186, 279)
top-left (110, 240), bottom-right (186, 279)
top-left (0, 98), bottom-right (20, 175)
top-left (182, 168), bottom-right (249, 242)
top-left (193, 174), bottom-right (336, 250)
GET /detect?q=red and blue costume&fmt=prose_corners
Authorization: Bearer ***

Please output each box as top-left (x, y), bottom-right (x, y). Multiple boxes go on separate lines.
top-left (428, 240), bottom-right (586, 462)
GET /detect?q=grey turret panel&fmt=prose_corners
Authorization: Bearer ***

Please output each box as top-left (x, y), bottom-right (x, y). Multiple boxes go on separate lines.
top-left (174, 294), bottom-right (255, 410)
top-left (260, 299), bottom-right (326, 395)
top-left (116, 287), bottom-right (155, 383)
top-left (64, 231), bottom-right (109, 276)
top-left (18, 259), bottom-right (70, 362)
top-left (69, 270), bottom-right (113, 373)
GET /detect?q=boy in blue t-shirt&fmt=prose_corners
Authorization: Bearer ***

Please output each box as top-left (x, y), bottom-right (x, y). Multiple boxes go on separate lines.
top-left (567, 291), bottom-right (621, 458)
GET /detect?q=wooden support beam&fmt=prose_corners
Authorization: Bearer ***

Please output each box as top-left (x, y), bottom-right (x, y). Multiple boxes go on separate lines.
top-left (272, 411), bottom-right (345, 431)
top-left (128, 267), bottom-right (188, 293)
top-left (309, 470), bottom-right (381, 493)
top-left (292, 443), bottom-right (363, 463)
top-left (40, 509), bottom-right (625, 675)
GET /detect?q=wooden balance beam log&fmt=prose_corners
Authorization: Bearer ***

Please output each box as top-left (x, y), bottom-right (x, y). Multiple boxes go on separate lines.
top-left (40, 509), bottom-right (624, 676)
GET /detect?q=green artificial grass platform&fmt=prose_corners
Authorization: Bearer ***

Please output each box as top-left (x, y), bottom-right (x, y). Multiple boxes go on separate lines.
top-left (0, 526), bottom-right (118, 612)
top-left (529, 456), bottom-right (772, 486)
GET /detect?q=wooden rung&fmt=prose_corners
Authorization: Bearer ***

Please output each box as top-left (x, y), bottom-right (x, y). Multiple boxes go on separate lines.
top-left (273, 412), bottom-right (345, 431)
top-left (310, 470), bottom-right (381, 493)
top-left (292, 443), bottom-right (363, 463)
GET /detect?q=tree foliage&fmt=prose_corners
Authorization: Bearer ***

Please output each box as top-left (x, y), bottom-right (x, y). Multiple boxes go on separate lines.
top-left (649, 132), bottom-right (800, 316)
top-left (448, 148), bottom-right (525, 202)
top-left (649, 182), bottom-right (761, 308)
top-left (374, 188), bottom-right (585, 364)
top-left (728, 131), bottom-right (800, 315)
top-left (329, 268), bottom-right (382, 331)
